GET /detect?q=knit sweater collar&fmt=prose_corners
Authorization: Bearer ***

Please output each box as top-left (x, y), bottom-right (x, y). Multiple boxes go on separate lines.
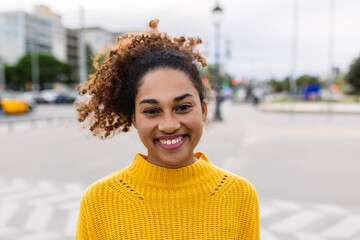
top-left (123, 152), bottom-right (218, 188)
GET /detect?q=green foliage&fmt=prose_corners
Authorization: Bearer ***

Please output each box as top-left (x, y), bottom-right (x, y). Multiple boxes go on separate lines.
top-left (346, 55), bottom-right (360, 92)
top-left (5, 53), bottom-right (74, 90)
top-left (269, 76), bottom-right (291, 93)
top-left (86, 44), bottom-right (96, 75)
top-left (200, 64), bottom-right (233, 89)
top-left (86, 44), bottom-right (107, 76)
top-left (296, 75), bottom-right (320, 88)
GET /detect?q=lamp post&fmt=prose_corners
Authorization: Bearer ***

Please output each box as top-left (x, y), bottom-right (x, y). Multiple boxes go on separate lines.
top-left (212, 1), bottom-right (223, 121)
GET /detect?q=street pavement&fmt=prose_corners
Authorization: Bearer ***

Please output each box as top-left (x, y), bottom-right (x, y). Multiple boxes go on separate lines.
top-left (1, 101), bottom-right (360, 239)
top-left (259, 102), bottom-right (360, 114)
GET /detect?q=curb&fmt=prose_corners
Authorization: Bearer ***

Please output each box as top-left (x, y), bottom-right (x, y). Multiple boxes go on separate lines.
top-left (258, 103), bottom-right (360, 114)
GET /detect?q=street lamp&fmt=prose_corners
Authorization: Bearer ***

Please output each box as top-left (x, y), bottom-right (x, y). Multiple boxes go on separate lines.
top-left (212, 1), bottom-right (223, 121)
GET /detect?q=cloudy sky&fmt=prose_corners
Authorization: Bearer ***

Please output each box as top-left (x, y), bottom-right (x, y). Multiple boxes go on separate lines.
top-left (2, 0), bottom-right (360, 80)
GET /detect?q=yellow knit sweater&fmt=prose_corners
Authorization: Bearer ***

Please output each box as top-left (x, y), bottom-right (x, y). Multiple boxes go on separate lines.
top-left (75, 152), bottom-right (259, 239)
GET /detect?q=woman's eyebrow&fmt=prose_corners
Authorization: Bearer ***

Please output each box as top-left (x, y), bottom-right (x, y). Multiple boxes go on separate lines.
top-left (174, 93), bottom-right (193, 102)
top-left (139, 99), bottom-right (158, 105)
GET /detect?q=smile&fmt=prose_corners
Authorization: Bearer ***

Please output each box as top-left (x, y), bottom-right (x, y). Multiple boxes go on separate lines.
top-left (156, 135), bottom-right (187, 150)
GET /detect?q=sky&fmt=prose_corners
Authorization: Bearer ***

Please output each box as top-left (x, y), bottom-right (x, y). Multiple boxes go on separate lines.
top-left (2, 0), bottom-right (360, 81)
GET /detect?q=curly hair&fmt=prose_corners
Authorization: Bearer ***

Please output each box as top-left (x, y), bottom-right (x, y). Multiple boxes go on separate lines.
top-left (76, 19), bottom-right (207, 139)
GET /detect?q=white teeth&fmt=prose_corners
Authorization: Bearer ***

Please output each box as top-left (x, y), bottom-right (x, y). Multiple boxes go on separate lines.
top-left (159, 136), bottom-right (183, 145)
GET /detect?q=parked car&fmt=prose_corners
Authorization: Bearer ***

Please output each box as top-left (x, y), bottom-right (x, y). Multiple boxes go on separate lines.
top-left (0, 92), bottom-right (34, 114)
top-left (22, 91), bottom-right (48, 104)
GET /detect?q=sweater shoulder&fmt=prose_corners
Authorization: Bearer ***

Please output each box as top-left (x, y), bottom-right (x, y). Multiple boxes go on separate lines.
top-left (222, 170), bottom-right (258, 197)
top-left (81, 169), bottom-right (123, 202)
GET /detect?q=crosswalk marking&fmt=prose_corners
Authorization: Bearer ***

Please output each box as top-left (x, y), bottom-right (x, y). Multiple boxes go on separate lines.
top-left (259, 205), bottom-right (277, 219)
top-left (272, 199), bottom-right (302, 211)
top-left (315, 202), bottom-right (349, 215)
top-left (1, 188), bottom-right (57, 201)
top-left (260, 229), bottom-right (278, 240)
top-left (0, 226), bottom-right (18, 236)
top-left (59, 200), bottom-right (80, 210)
top-left (28, 191), bottom-right (83, 205)
top-left (0, 202), bottom-right (20, 226)
top-left (64, 209), bottom-right (79, 236)
top-left (323, 215), bottom-right (360, 239)
top-left (24, 205), bottom-right (55, 231)
top-left (0, 178), bottom-right (29, 194)
top-left (269, 210), bottom-right (324, 233)
top-left (295, 232), bottom-right (327, 240)
top-left (1, 177), bottom-right (360, 240)
top-left (15, 232), bottom-right (60, 240)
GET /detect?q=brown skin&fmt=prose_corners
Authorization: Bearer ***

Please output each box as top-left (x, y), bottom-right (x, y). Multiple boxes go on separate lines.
top-left (133, 68), bottom-right (207, 168)
top-left (75, 20), bottom-right (207, 139)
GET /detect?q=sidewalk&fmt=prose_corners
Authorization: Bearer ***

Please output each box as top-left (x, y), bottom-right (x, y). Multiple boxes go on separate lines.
top-left (258, 102), bottom-right (360, 114)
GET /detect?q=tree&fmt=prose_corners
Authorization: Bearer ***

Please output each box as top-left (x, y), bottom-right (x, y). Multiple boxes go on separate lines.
top-left (86, 44), bottom-right (96, 75)
top-left (346, 55), bottom-right (360, 92)
top-left (5, 54), bottom-right (74, 90)
top-left (86, 44), bottom-right (107, 76)
top-left (296, 75), bottom-right (321, 88)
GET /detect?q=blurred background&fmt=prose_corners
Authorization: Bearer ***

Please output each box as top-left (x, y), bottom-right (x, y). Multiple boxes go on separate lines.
top-left (1, 0), bottom-right (360, 239)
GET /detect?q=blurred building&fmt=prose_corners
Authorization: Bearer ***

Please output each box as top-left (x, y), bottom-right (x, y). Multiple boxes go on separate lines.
top-left (33, 5), bottom-right (67, 62)
top-left (83, 27), bottom-right (120, 53)
top-left (66, 28), bottom-right (79, 82)
top-left (0, 11), bottom-right (52, 64)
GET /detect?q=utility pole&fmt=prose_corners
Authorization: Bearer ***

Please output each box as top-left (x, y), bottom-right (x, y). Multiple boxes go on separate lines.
top-left (79, 5), bottom-right (87, 83)
top-left (31, 35), bottom-right (40, 91)
top-left (0, 29), bottom-right (6, 90)
top-left (0, 57), bottom-right (5, 91)
top-left (290, 0), bottom-right (299, 117)
top-left (212, 1), bottom-right (223, 121)
top-left (327, 0), bottom-right (336, 119)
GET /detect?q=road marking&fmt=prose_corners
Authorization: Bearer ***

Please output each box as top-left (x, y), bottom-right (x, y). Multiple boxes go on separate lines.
top-left (295, 232), bottom-right (327, 240)
top-left (0, 226), bottom-right (18, 236)
top-left (272, 199), bottom-right (302, 211)
top-left (14, 232), bottom-right (60, 240)
top-left (28, 191), bottom-right (83, 205)
top-left (260, 206), bottom-right (278, 219)
top-left (269, 210), bottom-right (324, 233)
top-left (1, 188), bottom-right (57, 201)
top-left (0, 202), bottom-right (20, 226)
top-left (0, 178), bottom-right (29, 194)
top-left (323, 215), bottom-right (360, 239)
top-left (59, 200), bottom-right (80, 210)
top-left (64, 209), bottom-right (79, 236)
top-left (23, 205), bottom-right (54, 231)
top-left (315, 202), bottom-right (349, 215)
top-left (260, 229), bottom-right (278, 240)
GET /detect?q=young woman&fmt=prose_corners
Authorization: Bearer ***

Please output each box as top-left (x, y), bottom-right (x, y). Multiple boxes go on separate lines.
top-left (75, 20), bottom-right (259, 239)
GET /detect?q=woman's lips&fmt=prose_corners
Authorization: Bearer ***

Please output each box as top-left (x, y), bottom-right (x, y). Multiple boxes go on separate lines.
top-left (156, 135), bottom-right (187, 150)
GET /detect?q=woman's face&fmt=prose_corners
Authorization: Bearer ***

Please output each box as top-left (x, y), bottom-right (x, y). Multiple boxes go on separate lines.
top-left (133, 68), bottom-right (207, 169)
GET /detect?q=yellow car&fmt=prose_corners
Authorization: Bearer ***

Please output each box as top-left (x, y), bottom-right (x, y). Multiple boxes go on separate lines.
top-left (0, 94), bottom-right (32, 114)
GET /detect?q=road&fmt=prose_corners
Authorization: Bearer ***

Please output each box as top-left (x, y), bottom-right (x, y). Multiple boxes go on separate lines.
top-left (1, 102), bottom-right (360, 240)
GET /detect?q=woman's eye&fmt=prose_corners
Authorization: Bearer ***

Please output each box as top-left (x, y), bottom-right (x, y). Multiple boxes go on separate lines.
top-left (143, 109), bottom-right (159, 114)
top-left (177, 105), bottom-right (191, 111)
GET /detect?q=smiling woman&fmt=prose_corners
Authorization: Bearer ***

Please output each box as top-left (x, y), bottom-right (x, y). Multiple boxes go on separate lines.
top-left (75, 19), bottom-right (259, 240)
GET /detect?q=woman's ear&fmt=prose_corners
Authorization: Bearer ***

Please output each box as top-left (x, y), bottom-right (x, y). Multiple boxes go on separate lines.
top-left (202, 100), bottom-right (208, 122)
top-left (132, 114), bottom-right (137, 129)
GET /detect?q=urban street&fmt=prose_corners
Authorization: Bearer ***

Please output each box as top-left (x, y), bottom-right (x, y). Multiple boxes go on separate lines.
top-left (1, 101), bottom-right (360, 240)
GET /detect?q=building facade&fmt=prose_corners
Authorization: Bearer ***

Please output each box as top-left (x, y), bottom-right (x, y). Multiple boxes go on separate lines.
top-left (33, 5), bottom-right (67, 62)
top-left (0, 11), bottom-right (52, 64)
top-left (66, 28), bottom-right (79, 82)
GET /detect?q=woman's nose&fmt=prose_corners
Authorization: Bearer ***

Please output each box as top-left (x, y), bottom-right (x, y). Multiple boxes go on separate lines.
top-left (158, 114), bottom-right (181, 134)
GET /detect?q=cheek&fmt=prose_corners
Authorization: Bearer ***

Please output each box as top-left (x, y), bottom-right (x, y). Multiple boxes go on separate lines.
top-left (184, 112), bottom-right (204, 130)
top-left (136, 116), bottom-right (157, 136)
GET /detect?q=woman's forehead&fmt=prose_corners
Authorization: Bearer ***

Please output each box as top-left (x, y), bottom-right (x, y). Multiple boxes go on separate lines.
top-left (136, 68), bottom-right (199, 100)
